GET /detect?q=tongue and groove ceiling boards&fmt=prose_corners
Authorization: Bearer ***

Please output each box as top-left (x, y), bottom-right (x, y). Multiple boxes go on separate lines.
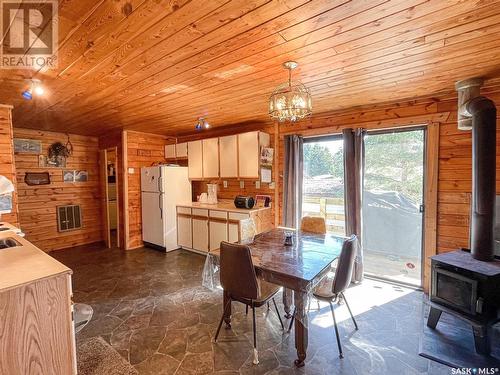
top-left (1, 0), bottom-right (500, 136)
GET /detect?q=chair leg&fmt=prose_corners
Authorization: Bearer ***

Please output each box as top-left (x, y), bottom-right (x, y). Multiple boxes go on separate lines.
top-left (329, 302), bottom-right (344, 359)
top-left (246, 305), bottom-right (248, 315)
top-left (215, 299), bottom-right (231, 342)
top-left (252, 304), bottom-right (259, 365)
top-left (267, 302), bottom-right (270, 311)
top-left (288, 307), bottom-right (296, 332)
top-left (341, 292), bottom-right (358, 330)
top-left (271, 298), bottom-right (284, 330)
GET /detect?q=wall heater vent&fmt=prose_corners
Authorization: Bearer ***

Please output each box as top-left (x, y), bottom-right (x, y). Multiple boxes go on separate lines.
top-left (57, 205), bottom-right (82, 232)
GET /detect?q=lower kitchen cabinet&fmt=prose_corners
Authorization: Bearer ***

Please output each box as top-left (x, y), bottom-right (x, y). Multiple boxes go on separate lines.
top-left (192, 217), bottom-right (209, 252)
top-left (209, 219), bottom-right (228, 251)
top-left (177, 215), bottom-right (192, 248)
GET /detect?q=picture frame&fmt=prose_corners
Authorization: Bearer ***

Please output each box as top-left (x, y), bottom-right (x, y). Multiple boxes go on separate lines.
top-left (14, 138), bottom-right (42, 154)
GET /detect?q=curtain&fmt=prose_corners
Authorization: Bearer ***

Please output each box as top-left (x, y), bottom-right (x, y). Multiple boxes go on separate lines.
top-left (282, 135), bottom-right (304, 229)
top-left (343, 128), bottom-right (365, 283)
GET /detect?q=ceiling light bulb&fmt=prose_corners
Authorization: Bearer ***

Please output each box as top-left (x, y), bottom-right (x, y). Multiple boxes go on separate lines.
top-left (34, 85), bottom-right (44, 96)
top-left (204, 120), bottom-right (210, 129)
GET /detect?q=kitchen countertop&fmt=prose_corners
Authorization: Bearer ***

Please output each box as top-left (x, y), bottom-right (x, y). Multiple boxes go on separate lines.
top-left (0, 224), bottom-right (72, 292)
top-left (177, 200), bottom-right (271, 214)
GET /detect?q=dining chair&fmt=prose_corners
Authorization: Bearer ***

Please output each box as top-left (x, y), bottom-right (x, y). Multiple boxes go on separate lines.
top-left (312, 235), bottom-right (359, 358)
top-left (214, 241), bottom-right (284, 365)
top-left (300, 216), bottom-right (327, 234)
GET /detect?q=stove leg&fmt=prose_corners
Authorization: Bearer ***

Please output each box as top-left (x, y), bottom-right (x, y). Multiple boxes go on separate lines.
top-left (472, 325), bottom-right (490, 355)
top-left (426, 307), bottom-right (442, 329)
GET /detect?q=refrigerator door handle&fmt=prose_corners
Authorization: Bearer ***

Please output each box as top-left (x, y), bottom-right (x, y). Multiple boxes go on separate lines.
top-left (159, 193), bottom-right (163, 220)
top-left (158, 176), bottom-right (162, 193)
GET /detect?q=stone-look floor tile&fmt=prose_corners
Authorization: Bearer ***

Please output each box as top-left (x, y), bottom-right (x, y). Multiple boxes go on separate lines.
top-left (158, 329), bottom-right (188, 361)
top-left (134, 353), bottom-right (179, 375)
top-left (176, 352), bottom-right (214, 375)
top-left (57, 247), bottom-right (439, 375)
top-left (129, 326), bottom-right (167, 365)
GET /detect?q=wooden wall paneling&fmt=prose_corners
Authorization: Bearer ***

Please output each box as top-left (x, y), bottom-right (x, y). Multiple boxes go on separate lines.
top-left (122, 131), bottom-right (130, 250)
top-left (0, 105), bottom-right (18, 226)
top-left (13, 128), bottom-right (102, 252)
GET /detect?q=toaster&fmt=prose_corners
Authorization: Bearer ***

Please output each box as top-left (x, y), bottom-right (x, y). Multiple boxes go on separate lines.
top-left (234, 196), bottom-right (255, 209)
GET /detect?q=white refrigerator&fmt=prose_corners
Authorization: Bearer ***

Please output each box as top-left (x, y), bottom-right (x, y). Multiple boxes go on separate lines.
top-left (141, 165), bottom-right (191, 251)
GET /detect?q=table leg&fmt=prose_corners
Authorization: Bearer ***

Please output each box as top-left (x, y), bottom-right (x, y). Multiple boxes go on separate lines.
top-left (283, 288), bottom-right (293, 319)
top-left (294, 291), bottom-right (308, 367)
top-left (223, 290), bottom-right (232, 328)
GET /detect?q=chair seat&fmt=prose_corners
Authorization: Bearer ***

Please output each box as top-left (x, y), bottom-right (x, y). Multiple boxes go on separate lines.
top-left (312, 272), bottom-right (337, 301)
top-left (231, 278), bottom-right (281, 307)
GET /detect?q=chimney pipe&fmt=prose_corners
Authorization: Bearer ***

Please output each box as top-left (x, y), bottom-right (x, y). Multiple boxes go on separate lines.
top-left (456, 78), bottom-right (497, 262)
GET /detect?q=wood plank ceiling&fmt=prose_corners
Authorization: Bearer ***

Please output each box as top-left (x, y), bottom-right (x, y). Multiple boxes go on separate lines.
top-left (1, 0), bottom-right (500, 136)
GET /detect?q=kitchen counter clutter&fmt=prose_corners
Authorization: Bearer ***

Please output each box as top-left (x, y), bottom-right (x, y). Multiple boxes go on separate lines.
top-left (0, 223), bottom-right (76, 374)
top-left (176, 200), bottom-right (272, 253)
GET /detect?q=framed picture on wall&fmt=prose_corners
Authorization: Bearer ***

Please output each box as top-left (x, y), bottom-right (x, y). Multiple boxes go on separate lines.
top-left (63, 170), bottom-right (88, 183)
top-left (14, 138), bottom-right (42, 154)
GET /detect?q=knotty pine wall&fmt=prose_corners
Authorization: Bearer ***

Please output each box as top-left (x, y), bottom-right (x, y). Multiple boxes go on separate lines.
top-left (0, 105), bottom-right (18, 226)
top-left (13, 128), bottom-right (102, 252)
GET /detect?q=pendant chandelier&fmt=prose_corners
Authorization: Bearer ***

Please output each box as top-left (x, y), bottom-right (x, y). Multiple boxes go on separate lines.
top-left (269, 61), bottom-right (312, 122)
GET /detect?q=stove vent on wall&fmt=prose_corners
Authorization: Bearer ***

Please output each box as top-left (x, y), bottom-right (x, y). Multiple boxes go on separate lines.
top-left (57, 205), bottom-right (82, 232)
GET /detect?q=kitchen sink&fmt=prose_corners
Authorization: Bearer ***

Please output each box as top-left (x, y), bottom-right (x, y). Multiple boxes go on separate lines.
top-left (0, 238), bottom-right (21, 249)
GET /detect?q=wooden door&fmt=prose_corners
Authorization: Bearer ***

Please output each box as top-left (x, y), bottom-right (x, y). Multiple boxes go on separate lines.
top-left (100, 150), bottom-right (111, 248)
top-left (176, 142), bottom-right (188, 158)
top-left (165, 144), bottom-right (176, 158)
top-left (192, 217), bottom-right (209, 252)
top-left (209, 219), bottom-right (228, 251)
top-left (177, 214), bottom-right (192, 248)
top-left (219, 135), bottom-right (238, 178)
top-left (188, 140), bottom-right (203, 179)
top-left (202, 138), bottom-right (219, 179)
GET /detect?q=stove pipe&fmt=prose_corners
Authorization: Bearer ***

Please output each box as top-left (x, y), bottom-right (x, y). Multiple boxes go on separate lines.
top-left (456, 78), bottom-right (497, 261)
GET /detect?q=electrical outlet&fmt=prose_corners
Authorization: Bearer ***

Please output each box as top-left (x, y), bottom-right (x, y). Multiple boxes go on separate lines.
top-left (240, 180), bottom-right (245, 189)
top-left (269, 181), bottom-right (275, 189)
top-left (255, 181), bottom-right (260, 189)
top-left (128, 168), bottom-right (135, 174)
top-left (223, 180), bottom-right (228, 188)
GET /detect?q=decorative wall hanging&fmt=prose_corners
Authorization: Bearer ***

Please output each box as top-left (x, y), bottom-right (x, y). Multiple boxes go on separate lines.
top-left (63, 170), bottom-right (88, 183)
top-left (39, 155), bottom-right (66, 168)
top-left (25, 172), bottom-right (50, 186)
top-left (13, 138), bottom-right (42, 154)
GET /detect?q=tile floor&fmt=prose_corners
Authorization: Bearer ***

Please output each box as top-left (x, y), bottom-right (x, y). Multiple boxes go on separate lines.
top-left (52, 244), bottom-right (452, 375)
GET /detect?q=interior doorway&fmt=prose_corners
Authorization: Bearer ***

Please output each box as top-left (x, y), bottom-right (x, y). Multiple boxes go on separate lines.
top-left (100, 147), bottom-right (120, 248)
top-left (362, 127), bottom-right (425, 287)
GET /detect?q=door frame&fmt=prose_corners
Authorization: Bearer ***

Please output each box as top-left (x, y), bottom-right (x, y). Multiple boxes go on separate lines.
top-left (100, 147), bottom-right (121, 248)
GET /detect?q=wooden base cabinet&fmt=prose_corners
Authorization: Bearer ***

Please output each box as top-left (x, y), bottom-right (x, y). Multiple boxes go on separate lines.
top-left (0, 273), bottom-right (76, 375)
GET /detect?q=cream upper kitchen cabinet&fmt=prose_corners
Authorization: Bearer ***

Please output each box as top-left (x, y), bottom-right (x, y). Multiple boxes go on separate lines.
top-left (202, 138), bottom-right (219, 179)
top-left (188, 140), bottom-right (203, 179)
top-left (238, 131), bottom-right (270, 178)
top-left (176, 142), bottom-right (188, 158)
top-left (219, 135), bottom-right (238, 178)
top-left (165, 144), bottom-right (176, 159)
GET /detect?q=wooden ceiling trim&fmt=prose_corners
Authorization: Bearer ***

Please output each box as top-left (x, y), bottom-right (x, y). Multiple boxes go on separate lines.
top-left (45, 0), bottom-right (476, 129)
top-left (63, 27), bottom-right (500, 132)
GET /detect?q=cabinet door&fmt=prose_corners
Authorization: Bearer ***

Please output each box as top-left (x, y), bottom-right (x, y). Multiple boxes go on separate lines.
top-left (192, 217), bottom-right (209, 252)
top-left (219, 135), bottom-right (238, 178)
top-left (202, 138), bottom-right (219, 179)
top-left (177, 215), bottom-right (192, 248)
top-left (165, 144), bottom-right (176, 158)
top-left (210, 220), bottom-right (228, 251)
top-left (228, 222), bottom-right (239, 243)
top-left (238, 131), bottom-right (260, 178)
top-left (188, 140), bottom-right (203, 179)
top-left (176, 142), bottom-right (188, 158)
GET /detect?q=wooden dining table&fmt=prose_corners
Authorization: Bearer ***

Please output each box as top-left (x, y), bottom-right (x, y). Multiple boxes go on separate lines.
top-left (211, 227), bottom-right (345, 367)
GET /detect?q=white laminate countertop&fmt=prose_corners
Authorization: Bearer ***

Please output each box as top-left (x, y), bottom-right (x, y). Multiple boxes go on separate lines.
top-left (177, 200), bottom-right (271, 214)
top-left (0, 223), bottom-right (72, 292)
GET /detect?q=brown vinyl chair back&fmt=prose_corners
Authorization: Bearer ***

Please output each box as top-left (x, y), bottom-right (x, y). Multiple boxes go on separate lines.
top-left (332, 235), bottom-right (358, 295)
top-left (300, 216), bottom-right (327, 234)
top-left (220, 241), bottom-right (259, 300)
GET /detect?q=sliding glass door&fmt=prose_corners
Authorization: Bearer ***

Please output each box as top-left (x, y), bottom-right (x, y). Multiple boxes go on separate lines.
top-left (302, 136), bottom-right (345, 236)
top-left (362, 128), bottom-right (425, 286)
